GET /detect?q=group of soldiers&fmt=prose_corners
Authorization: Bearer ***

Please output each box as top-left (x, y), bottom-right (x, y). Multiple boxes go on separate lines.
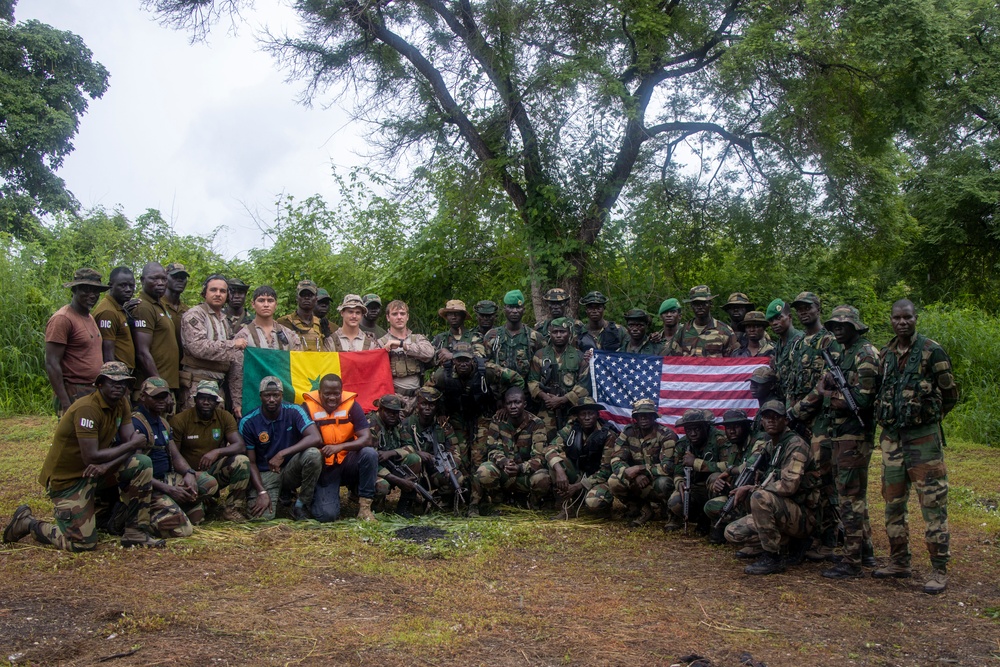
top-left (3, 265), bottom-right (958, 595)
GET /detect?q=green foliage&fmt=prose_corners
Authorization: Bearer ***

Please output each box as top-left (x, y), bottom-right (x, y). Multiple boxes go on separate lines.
top-left (919, 306), bottom-right (1000, 445)
top-left (0, 4), bottom-right (109, 237)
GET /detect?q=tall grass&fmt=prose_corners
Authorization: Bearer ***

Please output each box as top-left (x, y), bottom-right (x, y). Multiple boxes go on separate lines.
top-left (920, 306), bottom-right (1000, 446)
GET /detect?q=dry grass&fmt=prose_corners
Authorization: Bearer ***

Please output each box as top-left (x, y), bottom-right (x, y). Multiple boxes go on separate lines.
top-left (1, 418), bottom-right (999, 666)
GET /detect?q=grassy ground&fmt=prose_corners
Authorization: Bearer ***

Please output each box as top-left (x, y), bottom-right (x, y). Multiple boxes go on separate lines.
top-left (1, 416), bottom-right (999, 666)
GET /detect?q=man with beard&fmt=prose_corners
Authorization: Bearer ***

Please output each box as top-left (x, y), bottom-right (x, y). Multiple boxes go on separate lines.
top-left (45, 268), bottom-right (107, 414)
top-left (93, 267), bottom-right (137, 369)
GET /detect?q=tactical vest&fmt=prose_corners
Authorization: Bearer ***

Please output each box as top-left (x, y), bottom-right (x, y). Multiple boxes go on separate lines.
top-left (329, 329), bottom-right (376, 352)
top-left (181, 304), bottom-right (232, 373)
top-left (875, 334), bottom-right (944, 430)
top-left (439, 359), bottom-right (495, 420)
top-left (539, 347), bottom-right (583, 394)
top-left (564, 423), bottom-right (611, 476)
top-left (246, 324), bottom-right (293, 351)
top-left (386, 334), bottom-right (425, 377)
top-left (132, 409), bottom-right (171, 479)
top-left (302, 390), bottom-right (358, 466)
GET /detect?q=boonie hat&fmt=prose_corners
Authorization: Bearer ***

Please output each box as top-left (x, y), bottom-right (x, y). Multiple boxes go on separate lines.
top-left (451, 341), bottom-right (476, 359)
top-left (374, 394), bottom-right (404, 411)
top-left (195, 379), bottom-right (223, 401)
top-left (568, 397), bottom-right (605, 415)
top-left (736, 311), bottom-right (770, 331)
top-left (579, 291), bottom-right (608, 305)
top-left (438, 300), bottom-right (469, 318)
top-left (338, 294), bottom-right (366, 312)
top-left (684, 285), bottom-right (716, 303)
top-left (416, 386), bottom-right (443, 402)
top-left (721, 409), bottom-right (751, 425)
top-left (631, 398), bottom-right (658, 415)
top-left (824, 305), bottom-right (869, 334)
top-left (63, 267), bottom-right (110, 291)
top-left (474, 300), bottom-right (498, 315)
top-left (543, 288), bottom-right (570, 302)
top-left (722, 293), bottom-right (754, 311)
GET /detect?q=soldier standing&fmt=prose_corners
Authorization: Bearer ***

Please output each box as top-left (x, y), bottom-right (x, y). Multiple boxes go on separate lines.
top-left (574, 291), bottom-right (625, 352)
top-left (224, 278), bottom-right (253, 334)
top-left (483, 290), bottom-right (544, 380)
top-left (93, 267), bottom-right (137, 370)
top-left (766, 298), bottom-right (803, 400)
top-left (278, 280), bottom-right (328, 351)
top-left (733, 311), bottom-right (775, 358)
top-left (361, 293), bottom-right (388, 339)
top-left (649, 298), bottom-right (681, 345)
top-left (328, 294), bottom-right (378, 352)
top-left (132, 262), bottom-right (181, 400)
top-left (432, 299), bottom-right (475, 365)
top-left (618, 309), bottom-right (663, 355)
top-left (534, 288), bottom-right (582, 343)
top-left (664, 285), bottom-right (739, 357)
top-left (470, 300), bottom-right (498, 353)
top-left (378, 300), bottom-right (435, 413)
top-left (873, 299), bottom-right (958, 594)
top-left (722, 293), bottom-right (754, 332)
top-left (527, 318), bottom-right (590, 437)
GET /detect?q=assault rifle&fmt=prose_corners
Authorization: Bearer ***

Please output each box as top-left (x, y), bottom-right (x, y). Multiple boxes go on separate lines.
top-left (682, 466), bottom-right (693, 534)
top-left (425, 429), bottom-right (466, 506)
top-left (821, 348), bottom-right (865, 428)
top-left (713, 450), bottom-right (771, 529)
top-left (382, 457), bottom-right (442, 510)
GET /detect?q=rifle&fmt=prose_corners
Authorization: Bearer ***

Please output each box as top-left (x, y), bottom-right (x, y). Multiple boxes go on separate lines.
top-left (425, 428), bottom-right (466, 506)
top-left (713, 450), bottom-right (771, 528)
top-left (382, 457), bottom-right (443, 510)
top-left (821, 348), bottom-right (865, 428)
top-left (682, 466), bottom-right (693, 534)
top-left (539, 358), bottom-right (568, 429)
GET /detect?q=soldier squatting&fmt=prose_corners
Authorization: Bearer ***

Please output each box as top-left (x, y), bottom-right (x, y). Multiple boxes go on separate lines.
top-left (6, 272), bottom-right (959, 594)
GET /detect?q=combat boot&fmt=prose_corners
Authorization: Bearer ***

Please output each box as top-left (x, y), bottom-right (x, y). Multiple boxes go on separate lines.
top-left (923, 568), bottom-right (947, 595)
top-left (394, 493), bottom-right (415, 519)
top-left (662, 516), bottom-right (684, 533)
top-left (744, 551), bottom-right (785, 575)
top-left (707, 524), bottom-right (727, 545)
top-left (356, 497), bottom-right (376, 522)
top-left (2, 505), bottom-right (34, 543)
top-left (861, 540), bottom-right (877, 568)
top-left (220, 505), bottom-right (247, 523)
top-left (782, 538), bottom-right (810, 568)
top-left (104, 502), bottom-right (128, 536)
top-left (872, 562), bottom-right (912, 579)
top-left (121, 527), bottom-right (166, 548)
top-left (289, 503), bottom-right (312, 522)
top-left (822, 562), bottom-right (864, 579)
top-left (467, 504), bottom-right (481, 518)
top-left (630, 503), bottom-right (654, 527)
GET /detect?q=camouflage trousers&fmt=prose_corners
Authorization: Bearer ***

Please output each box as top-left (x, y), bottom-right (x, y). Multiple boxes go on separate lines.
top-left (36, 454), bottom-right (154, 552)
top-left (724, 489), bottom-right (813, 554)
top-left (607, 470), bottom-right (670, 504)
top-left (832, 436), bottom-right (873, 566)
top-left (148, 471), bottom-right (207, 538)
top-left (667, 483), bottom-right (711, 521)
top-left (535, 407), bottom-right (567, 442)
top-left (474, 461), bottom-right (551, 505)
top-left (179, 367), bottom-right (227, 411)
top-left (880, 425), bottom-right (950, 570)
top-left (249, 448), bottom-right (323, 521)
top-left (810, 431), bottom-right (839, 547)
top-left (585, 483), bottom-right (613, 512)
top-left (375, 452), bottom-right (422, 499)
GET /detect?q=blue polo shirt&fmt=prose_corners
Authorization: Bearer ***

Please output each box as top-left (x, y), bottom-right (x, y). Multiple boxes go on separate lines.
top-left (132, 404), bottom-right (172, 479)
top-left (239, 403), bottom-right (314, 472)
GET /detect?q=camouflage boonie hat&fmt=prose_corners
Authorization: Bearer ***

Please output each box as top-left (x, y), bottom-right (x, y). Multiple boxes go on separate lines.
top-left (824, 305), bottom-right (869, 334)
top-left (579, 291), bottom-right (608, 305)
top-left (438, 299), bottom-right (468, 317)
top-left (548, 317), bottom-right (572, 330)
top-left (416, 386), bottom-right (443, 403)
top-left (296, 280), bottom-right (318, 295)
top-left (749, 366), bottom-right (777, 384)
top-left (721, 409), bottom-right (751, 425)
top-left (675, 408), bottom-right (711, 427)
top-left (684, 285), bottom-right (716, 303)
top-left (543, 288), bottom-right (570, 303)
top-left (165, 262), bottom-right (189, 277)
top-left (195, 379), bottom-right (223, 401)
top-left (765, 298), bottom-right (786, 321)
top-left (259, 376), bottom-right (283, 393)
top-left (63, 267), bottom-right (110, 290)
top-left (96, 361), bottom-right (134, 384)
top-left (722, 293), bottom-right (754, 311)
top-left (568, 396), bottom-right (606, 415)
top-left (631, 398), bottom-right (659, 416)
top-left (790, 291), bottom-right (821, 308)
top-left (374, 393), bottom-right (404, 411)
top-left (759, 399), bottom-right (786, 416)
top-left (140, 377), bottom-right (170, 396)
top-left (451, 341), bottom-right (476, 359)
top-left (227, 278), bottom-right (249, 291)
top-left (474, 300), bottom-right (498, 315)
top-left (338, 294), bottom-right (366, 312)
top-left (316, 288), bottom-right (331, 302)
top-left (658, 298), bottom-right (681, 315)
top-left (362, 293), bottom-right (381, 306)
top-left (503, 290), bottom-right (525, 306)
top-left (623, 308), bottom-right (651, 323)
top-left (736, 311), bottom-right (769, 331)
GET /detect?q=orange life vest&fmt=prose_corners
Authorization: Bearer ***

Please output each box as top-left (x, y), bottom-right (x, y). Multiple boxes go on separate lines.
top-left (302, 390), bottom-right (358, 466)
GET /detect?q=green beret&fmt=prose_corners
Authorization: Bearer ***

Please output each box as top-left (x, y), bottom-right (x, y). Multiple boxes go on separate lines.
top-left (765, 298), bottom-right (786, 321)
top-left (658, 298), bottom-right (681, 315)
top-left (503, 290), bottom-right (525, 306)
top-left (549, 317), bottom-right (572, 330)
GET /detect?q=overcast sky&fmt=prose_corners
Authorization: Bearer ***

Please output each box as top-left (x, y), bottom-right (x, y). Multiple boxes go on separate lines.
top-left (18, 0), bottom-right (368, 259)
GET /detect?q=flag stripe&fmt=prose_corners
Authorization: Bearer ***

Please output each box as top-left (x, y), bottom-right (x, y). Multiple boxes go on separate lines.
top-left (660, 381), bottom-right (755, 392)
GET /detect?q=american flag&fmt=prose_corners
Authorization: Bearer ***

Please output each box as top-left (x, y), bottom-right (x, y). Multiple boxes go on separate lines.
top-left (590, 350), bottom-right (770, 428)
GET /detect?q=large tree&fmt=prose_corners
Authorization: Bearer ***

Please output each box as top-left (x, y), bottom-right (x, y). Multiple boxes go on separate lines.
top-left (0, 1), bottom-right (109, 238)
top-left (148, 0), bottom-right (953, 307)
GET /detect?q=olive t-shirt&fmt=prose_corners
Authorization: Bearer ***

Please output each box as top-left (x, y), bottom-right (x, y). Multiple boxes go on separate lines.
top-left (44, 305), bottom-right (103, 385)
top-left (92, 293), bottom-right (136, 369)
top-left (131, 289), bottom-right (180, 388)
top-left (39, 390), bottom-right (131, 491)
top-left (170, 406), bottom-right (240, 470)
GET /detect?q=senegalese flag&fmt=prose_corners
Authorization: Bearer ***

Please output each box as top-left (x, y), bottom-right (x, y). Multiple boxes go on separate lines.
top-left (241, 348), bottom-right (395, 414)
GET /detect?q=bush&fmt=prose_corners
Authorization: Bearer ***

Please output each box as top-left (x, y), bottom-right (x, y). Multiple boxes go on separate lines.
top-left (919, 306), bottom-right (1000, 446)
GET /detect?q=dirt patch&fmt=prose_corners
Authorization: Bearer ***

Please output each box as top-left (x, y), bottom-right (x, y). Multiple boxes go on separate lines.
top-left (393, 525), bottom-right (449, 543)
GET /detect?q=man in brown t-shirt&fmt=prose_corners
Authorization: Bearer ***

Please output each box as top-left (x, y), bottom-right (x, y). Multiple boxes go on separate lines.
top-left (92, 266), bottom-right (137, 369)
top-left (2, 362), bottom-right (165, 550)
top-left (132, 262), bottom-right (181, 395)
top-left (44, 268), bottom-right (107, 415)
top-left (170, 380), bottom-right (251, 519)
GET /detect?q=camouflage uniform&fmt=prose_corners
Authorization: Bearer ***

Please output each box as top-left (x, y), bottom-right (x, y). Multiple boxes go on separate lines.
top-left (544, 403), bottom-right (617, 512)
top-left (527, 341), bottom-right (589, 437)
top-left (792, 306), bottom-right (879, 568)
top-left (875, 332), bottom-right (958, 572)
top-left (574, 291), bottom-right (625, 352)
top-left (369, 408), bottom-right (420, 501)
top-left (400, 412), bottom-right (466, 498)
top-left (606, 410), bottom-right (676, 506)
top-left (664, 318), bottom-right (738, 357)
top-left (476, 412), bottom-right (550, 505)
top-left (667, 411), bottom-right (729, 525)
top-left (484, 325), bottom-right (544, 380)
top-left (725, 423), bottom-right (819, 554)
